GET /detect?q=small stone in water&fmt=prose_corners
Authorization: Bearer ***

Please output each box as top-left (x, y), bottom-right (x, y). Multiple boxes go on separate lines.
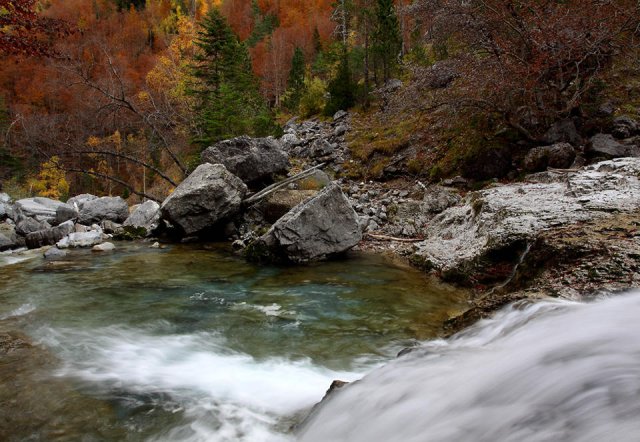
top-left (92, 242), bottom-right (115, 252)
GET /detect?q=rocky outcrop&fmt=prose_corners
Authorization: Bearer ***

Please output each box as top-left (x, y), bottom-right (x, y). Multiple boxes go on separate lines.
top-left (123, 200), bottom-right (161, 236)
top-left (201, 136), bottom-right (289, 186)
top-left (411, 158), bottom-right (640, 282)
top-left (25, 220), bottom-right (75, 249)
top-left (523, 143), bottom-right (576, 172)
top-left (160, 163), bottom-right (247, 237)
top-left (77, 196), bottom-right (129, 225)
top-left (246, 184), bottom-right (361, 263)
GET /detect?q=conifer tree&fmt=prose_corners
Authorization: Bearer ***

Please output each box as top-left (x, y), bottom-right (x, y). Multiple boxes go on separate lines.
top-left (325, 48), bottom-right (355, 115)
top-left (283, 47), bottom-right (305, 112)
top-left (373, 0), bottom-right (401, 83)
top-left (191, 8), bottom-right (277, 146)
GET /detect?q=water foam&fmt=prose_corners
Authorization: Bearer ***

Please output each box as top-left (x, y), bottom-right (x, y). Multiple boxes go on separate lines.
top-left (0, 302), bottom-right (36, 320)
top-left (38, 326), bottom-right (365, 441)
top-left (300, 292), bottom-right (640, 442)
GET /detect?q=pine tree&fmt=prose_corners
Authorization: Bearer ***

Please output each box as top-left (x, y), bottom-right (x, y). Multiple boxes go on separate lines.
top-left (325, 48), bottom-right (355, 115)
top-left (283, 47), bottom-right (305, 112)
top-left (191, 9), bottom-right (277, 145)
top-left (373, 0), bottom-right (401, 84)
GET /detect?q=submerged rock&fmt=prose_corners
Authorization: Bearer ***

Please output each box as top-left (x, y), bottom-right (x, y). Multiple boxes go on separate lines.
top-left (247, 184), bottom-right (361, 263)
top-left (77, 196), bottom-right (129, 225)
top-left (92, 242), bottom-right (115, 252)
top-left (43, 246), bottom-right (67, 259)
top-left (160, 163), bottom-right (247, 237)
top-left (201, 136), bottom-right (289, 186)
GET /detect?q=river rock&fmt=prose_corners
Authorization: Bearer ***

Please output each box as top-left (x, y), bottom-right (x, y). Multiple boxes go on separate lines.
top-left (14, 197), bottom-right (69, 224)
top-left (77, 196), bottom-right (129, 225)
top-left (15, 218), bottom-right (50, 236)
top-left (43, 246), bottom-right (67, 259)
top-left (56, 231), bottom-right (107, 249)
top-left (160, 163), bottom-right (247, 237)
top-left (586, 134), bottom-right (629, 158)
top-left (55, 204), bottom-right (78, 225)
top-left (201, 136), bottom-right (289, 186)
top-left (523, 143), bottom-right (576, 172)
top-left (0, 223), bottom-right (21, 251)
top-left (257, 189), bottom-right (318, 223)
top-left (412, 158), bottom-right (640, 280)
top-left (247, 184), bottom-right (362, 263)
top-left (92, 242), bottom-right (115, 252)
top-left (123, 200), bottom-right (161, 236)
top-left (25, 220), bottom-right (75, 249)
top-left (67, 194), bottom-right (98, 209)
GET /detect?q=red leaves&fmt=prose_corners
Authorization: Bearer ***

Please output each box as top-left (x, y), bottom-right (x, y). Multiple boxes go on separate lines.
top-left (0, 0), bottom-right (71, 57)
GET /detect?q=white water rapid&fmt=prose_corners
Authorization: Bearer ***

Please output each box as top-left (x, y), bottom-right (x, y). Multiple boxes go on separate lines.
top-left (36, 326), bottom-right (371, 442)
top-left (299, 292), bottom-right (640, 442)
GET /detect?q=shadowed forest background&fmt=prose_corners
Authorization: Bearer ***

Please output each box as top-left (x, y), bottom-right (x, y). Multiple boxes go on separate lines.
top-left (1, 0), bottom-right (639, 201)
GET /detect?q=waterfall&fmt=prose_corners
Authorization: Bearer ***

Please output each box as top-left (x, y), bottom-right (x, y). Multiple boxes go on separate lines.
top-left (299, 292), bottom-right (640, 442)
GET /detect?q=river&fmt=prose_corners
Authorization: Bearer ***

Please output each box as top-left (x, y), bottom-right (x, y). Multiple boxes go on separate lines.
top-left (0, 242), bottom-right (466, 441)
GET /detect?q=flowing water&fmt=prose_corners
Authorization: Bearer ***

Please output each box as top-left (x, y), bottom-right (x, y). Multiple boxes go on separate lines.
top-left (0, 243), bottom-right (466, 441)
top-left (299, 292), bottom-right (640, 442)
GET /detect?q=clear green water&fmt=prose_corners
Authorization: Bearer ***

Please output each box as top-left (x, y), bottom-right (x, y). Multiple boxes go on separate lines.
top-left (0, 242), bottom-right (467, 441)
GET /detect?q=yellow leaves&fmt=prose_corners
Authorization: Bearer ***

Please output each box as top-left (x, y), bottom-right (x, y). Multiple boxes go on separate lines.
top-left (87, 136), bottom-right (101, 147)
top-left (28, 156), bottom-right (70, 201)
top-left (137, 90), bottom-right (151, 101)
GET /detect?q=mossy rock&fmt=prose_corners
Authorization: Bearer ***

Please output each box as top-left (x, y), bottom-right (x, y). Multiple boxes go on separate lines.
top-left (113, 225), bottom-right (147, 240)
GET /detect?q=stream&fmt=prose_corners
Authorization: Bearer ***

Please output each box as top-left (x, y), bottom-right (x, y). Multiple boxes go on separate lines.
top-left (0, 243), bottom-right (466, 441)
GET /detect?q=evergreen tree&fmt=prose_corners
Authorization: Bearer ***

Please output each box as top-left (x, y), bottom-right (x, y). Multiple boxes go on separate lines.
top-left (313, 27), bottom-right (323, 55)
top-left (325, 48), bottom-right (355, 115)
top-left (191, 9), bottom-right (278, 146)
top-left (373, 0), bottom-right (401, 83)
top-left (283, 47), bottom-right (305, 112)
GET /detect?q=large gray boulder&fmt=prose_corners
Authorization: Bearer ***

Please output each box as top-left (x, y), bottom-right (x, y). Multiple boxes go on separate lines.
top-left (523, 143), bottom-right (576, 172)
top-left (67, 194), bottom-right (98, 209)
top-left (586, 134), bottom-right (636, 158)
top-left (201, 136), bottom-right (289, 185)
top-left (14, 197), bottom-right (69, 224)
top-left (161, 163), bottom-right (247, 237)
top-left (25, 220), bottom-right (75, 249)
top-left (77, 196), bottom-right (129, 225)
top-left (0, 223), bottom-right (22, 251)
top-left (247, 184), bottom-right (362, 263)
top-left (123, 200), bottom-right (161, 236)
top-left (412, 158), bottom-right (640, 279)
top-left (15, 217), bottom-right (50, 236)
